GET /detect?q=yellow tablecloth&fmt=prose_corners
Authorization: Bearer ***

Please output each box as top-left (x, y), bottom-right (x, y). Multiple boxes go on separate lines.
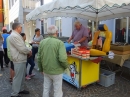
top-left (103, 54), bottom-right (130, 67)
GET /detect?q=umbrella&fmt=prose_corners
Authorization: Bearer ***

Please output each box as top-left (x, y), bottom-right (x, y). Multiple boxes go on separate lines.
top-left (26, 0), bottom-right (130, 29)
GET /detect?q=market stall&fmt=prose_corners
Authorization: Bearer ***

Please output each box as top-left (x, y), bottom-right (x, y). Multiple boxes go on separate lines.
top-left (26, 0), bottom-right (130, 88)
top-left (63, 23), bottom-right (112, 89)
top-left (63, 55), bottom-right (100, 89)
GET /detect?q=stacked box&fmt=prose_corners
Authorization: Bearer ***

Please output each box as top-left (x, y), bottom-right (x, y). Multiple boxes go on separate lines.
top-left (71, 47), bottom-right (90, 59)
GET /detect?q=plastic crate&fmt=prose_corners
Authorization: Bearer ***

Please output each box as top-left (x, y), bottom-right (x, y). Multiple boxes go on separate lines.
top-left (98, 69), bottom-right (115, 87)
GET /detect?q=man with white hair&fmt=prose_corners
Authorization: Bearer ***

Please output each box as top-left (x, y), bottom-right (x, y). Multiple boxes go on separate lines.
top-left (68, 21), bottom-right (89, 46)
top-left (9, 23), bottom-right (32, 97)
top-left (38, 25), bottom-right (68, 97)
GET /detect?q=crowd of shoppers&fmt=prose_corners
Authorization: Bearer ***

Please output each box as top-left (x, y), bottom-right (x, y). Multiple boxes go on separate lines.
top-left (0, 22), bottom-right (69, 97)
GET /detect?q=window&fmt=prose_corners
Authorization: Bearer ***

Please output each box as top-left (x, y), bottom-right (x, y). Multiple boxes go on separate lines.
top-left (9, 0), bottom-right (11, 9)
top-left (12, 0), bottom-right (14, 6)
top-left (115, 18), bottom-right (126, 43)
top-left (55, 17), bottom-right (62, 37)
top-left (128, 18), bottom-right (130, 44)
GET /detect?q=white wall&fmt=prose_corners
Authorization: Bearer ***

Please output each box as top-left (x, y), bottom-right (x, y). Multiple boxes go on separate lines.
top-left (62, 17), bottom-right (88, 37)
top-left (62, 17), bottom-right (73, 37)
top-left (9, 0), bottom-right (19, 23)
top-left (100, 19), bottom-right (115, 43)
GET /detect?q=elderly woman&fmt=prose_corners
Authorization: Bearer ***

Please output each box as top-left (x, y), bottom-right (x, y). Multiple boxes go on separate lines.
top-left (32, 28), bottom-right (43, 61)
top-left (0, 32), bottom-right (4, 71)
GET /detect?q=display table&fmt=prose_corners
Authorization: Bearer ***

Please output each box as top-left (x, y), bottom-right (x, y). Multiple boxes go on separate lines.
top-left (63, 55), bottom-right (100, 89)
top-left (103, 54), bottom-right (130, 66)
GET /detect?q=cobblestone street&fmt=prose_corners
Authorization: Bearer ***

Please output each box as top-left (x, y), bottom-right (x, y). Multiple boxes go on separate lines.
top-left (0, 66), bottom-right (130, 97)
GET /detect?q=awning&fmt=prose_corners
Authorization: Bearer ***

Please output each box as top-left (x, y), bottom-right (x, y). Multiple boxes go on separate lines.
top-left (26, 0), bottom-right (130, 22)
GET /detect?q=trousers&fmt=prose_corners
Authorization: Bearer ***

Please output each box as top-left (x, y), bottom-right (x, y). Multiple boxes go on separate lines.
top-left (26, 56), bottom-right (35, 75)
top-left (4, 48), bottom-right (10, 65)
top-left (43, 73), bottom-right (63, 97)
top-left (0, 51), bottom-right (4, 68)
top-left (11, 62), bottom-right (26, 96)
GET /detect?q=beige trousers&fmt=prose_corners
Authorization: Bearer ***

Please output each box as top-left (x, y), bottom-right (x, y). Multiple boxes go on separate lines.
top-left (11, 62), bottom-right (26, 96)
top-left (43, 73), bottom-right (63, 97)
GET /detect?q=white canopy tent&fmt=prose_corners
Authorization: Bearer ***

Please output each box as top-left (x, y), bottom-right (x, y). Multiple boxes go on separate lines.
top-left (26, 0), bottom-right (130, 22)
top-left (26, 0), bottom-right (130, 43)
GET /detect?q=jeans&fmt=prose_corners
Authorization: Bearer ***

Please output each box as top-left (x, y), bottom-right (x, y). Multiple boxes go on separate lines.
top-left (26, 56), bottom-right (35, 75)
top-left (11, 62), bottom-right (26, 96)
top-left (32, 47), bottom-right (38, 61)
top-left (4, 48), bottom-right (10, 65)
top-left (0, 51), bottom-right (4, 68)
top-left (43, 73), bottom-right (63, 97)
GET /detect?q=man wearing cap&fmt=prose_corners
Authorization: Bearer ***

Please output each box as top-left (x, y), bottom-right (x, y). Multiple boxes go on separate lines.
top-left (2, 27), bottom-right (10, 67)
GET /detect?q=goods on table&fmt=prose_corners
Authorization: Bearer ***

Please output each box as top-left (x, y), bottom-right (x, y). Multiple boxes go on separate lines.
top-left (71, 47), bottom-right (90, 59)
top-left (110, 44), bottom-right (130, 55)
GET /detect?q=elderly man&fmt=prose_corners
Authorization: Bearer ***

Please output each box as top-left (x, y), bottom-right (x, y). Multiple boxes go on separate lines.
top-left (68, 21), bottom-right (89, 46)
top-left (9, 23), bottom-right (32, 97)
top-left (38, 25), bottom-right (68, 97)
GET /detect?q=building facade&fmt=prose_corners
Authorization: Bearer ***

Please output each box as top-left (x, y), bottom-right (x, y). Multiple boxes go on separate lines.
top-left (8, 0), bottom-right (41, 42)
top-left (0, 0), bottom-right (4, 31)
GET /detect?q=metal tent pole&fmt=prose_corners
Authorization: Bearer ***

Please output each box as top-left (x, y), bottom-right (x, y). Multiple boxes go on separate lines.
top-left (41, 0), bottom-right (44, 36)
top-left (95, 13), bottom-right (98, 30)
top-left (126, 17), bottom-right (129, 43)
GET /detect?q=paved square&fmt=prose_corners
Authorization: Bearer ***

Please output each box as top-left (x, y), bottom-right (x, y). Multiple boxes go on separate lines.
top-left (0, 67), bottom-right (130, 97)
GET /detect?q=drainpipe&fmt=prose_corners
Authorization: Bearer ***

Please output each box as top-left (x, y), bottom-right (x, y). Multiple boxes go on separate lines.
top-left (41, 0), bottom-right (44, 36)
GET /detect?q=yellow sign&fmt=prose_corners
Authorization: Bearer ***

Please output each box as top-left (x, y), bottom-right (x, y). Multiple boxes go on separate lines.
top-left (0, 9), bottom-right (4, 12)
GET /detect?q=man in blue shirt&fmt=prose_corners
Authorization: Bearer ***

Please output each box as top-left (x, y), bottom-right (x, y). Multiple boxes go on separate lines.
top-left (2, 29), bottom-right (10, 67)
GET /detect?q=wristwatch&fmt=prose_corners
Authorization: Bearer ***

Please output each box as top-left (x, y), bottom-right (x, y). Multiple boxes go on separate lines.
top-left (78, 41), bottom-right (80, 43)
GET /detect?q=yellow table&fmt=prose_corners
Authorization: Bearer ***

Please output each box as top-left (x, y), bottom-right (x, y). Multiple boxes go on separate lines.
top-left (63, 55), bottom-right (100, 89)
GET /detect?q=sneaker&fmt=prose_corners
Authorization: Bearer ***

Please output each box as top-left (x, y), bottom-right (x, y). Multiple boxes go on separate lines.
top-left (9, 78), bottom-right (12, 82)
top-left (25, 76), bottom-right (31, 80)
top-left (19, 90), bottom-right (30, 94)
top-left (30, 73), bottom-right (35, 77)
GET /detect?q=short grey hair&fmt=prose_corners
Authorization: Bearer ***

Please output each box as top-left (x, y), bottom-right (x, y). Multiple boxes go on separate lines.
top-left (74, 21), bottom-right (81, 26)
top-left (47, 25), bottom-right (58, 34)
top-left (12, 23), bottom-right (22, 30)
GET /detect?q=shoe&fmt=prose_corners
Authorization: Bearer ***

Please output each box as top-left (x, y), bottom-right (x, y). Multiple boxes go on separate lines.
top-left (9, 78), bottom-right (12, 82)
top-left (30, 73), bottom-right (35, 77)
top-left (1, 68), bottom-right (4, 71)
top-left (11, 96), bottom-right (21, 97)
top-left (5, 64), bottom-right (8, 67)
top-left (25, 76), bottom-right (31, 80)
top-left (19, 90), bottom-right (30, 94)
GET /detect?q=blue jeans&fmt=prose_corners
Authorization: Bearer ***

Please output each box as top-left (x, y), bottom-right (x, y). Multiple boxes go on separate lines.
top-left (32, 47), bottom-right (38, 61)
top-left (26, 56), bottom-right (35, 75)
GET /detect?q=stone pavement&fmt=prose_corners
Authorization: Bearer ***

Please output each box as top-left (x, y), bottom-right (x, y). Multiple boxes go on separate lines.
top-left (0, 66), bottom-right (130, 97)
